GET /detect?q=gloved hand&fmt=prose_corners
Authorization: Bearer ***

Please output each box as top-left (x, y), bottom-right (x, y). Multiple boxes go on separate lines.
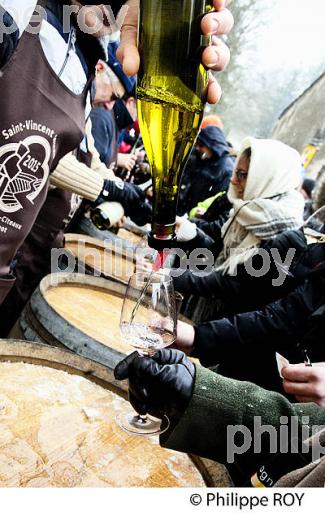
top-left (96, 179), bottom-right (152, 226)
top-left (114, 349), bottom-right (195, 422)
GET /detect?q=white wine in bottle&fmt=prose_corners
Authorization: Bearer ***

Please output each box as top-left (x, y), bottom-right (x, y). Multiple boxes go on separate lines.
top-left (137, 0), bottom-right (212, 250)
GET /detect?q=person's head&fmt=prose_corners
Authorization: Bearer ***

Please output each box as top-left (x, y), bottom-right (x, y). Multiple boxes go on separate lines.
top-left (195, 125), bottom-right (228, 161)
top-left (228, 137), bottom-right (303, 203)
top-left (300, 178), bottom-right (315, 201)
top-left (100, 44), bottom-right (137, 123)
top-left (195, 141), bottom-right (214, 160)
top-left (230, 148), bottom-right (251, 197)
top-left (93, 60), bottom-right (126, 108)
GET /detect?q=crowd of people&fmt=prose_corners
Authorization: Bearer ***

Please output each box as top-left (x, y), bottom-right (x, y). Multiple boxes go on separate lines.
top-left (0, 0), bottom-right (324, 489)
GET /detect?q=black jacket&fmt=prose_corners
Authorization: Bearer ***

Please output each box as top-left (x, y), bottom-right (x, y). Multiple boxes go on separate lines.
top-left (173, 229), bottom-right (324, 314)
top-left (190, 192), bottom-right (232, 239)
top-left (192, 266), bottom-right (325, 393)
top-left (177, 127), bottom-right (234, 216)
top-left (174, 229), bottom-right (325, 392)
top-left (181, 230), bottom-right (325, 393)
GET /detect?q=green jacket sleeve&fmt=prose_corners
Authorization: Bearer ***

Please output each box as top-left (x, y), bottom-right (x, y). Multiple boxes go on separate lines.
top-left (160, 365), bottom-right (325, 480)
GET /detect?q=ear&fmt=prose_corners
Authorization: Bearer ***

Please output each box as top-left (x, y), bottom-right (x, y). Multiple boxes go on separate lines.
top-left (126, 97), bottom-right (136, 107)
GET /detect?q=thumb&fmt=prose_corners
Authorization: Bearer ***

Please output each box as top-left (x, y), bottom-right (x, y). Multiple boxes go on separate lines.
top-left (117, 0), bottom-right (140, 75)
top-left (117, 42), bottom-right (140, 76)
top-left (114, 351), bottom-right (140, 380)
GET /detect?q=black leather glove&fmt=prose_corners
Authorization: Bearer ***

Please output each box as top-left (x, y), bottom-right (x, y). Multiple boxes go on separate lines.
top-left (96, 179), bottom-right (152, 226)
top-left (114, 349), bottom-right (195, 422)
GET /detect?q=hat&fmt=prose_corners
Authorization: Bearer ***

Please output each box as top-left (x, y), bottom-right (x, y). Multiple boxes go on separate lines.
top-left (201, 115), bottom-right (224, 129)
top-left (106, 44), bottom-right (136, 96)
top-left (197, 126), bottom-right (228, 156)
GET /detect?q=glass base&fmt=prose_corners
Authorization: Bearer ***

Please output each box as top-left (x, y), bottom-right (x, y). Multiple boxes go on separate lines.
top-left (116, 412), bottom-right (170, 436)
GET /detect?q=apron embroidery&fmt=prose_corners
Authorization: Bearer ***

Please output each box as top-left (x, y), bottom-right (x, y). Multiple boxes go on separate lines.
top-left (0, 136), bottom-right (51, 213)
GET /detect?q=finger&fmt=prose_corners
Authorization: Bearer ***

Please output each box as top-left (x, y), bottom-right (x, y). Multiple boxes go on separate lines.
top-left (282, 364), bottom-right (312, 383)
top-left (152, 348), bottom-right (188, 366)
top-left (117, 0), bottom-right (139, 75)
top-left (201, 8), bottom-right (234, 37)
top-left (282, 380), bottom-right (315, 397)
top-left (206, 73), bottom-right (222, 104)
top-left (117, 42), bottom-right (140, 76)
top-left (114, 351), bottom-right (140, 380)
top-left (202, 37), bottom-right (230, 71)
top-left (294, 395), bottom-right (318, 404)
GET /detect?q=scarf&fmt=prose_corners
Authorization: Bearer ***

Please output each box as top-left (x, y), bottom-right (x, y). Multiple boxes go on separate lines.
top-left (217, 137), bottom-right (305, 274)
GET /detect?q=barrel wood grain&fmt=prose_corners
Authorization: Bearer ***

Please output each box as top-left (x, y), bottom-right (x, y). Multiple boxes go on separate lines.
top-left (0, 341), bottom-right (230, 487)
top-left (64, 233), bottom-right (136, 283)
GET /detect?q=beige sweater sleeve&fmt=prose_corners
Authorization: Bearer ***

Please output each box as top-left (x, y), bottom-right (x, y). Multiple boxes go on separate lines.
top-left (50, 120), bottom-right (117, 201)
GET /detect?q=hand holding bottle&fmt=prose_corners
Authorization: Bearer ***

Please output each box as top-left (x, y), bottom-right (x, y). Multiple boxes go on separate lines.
top-left (117, 0), bottom-right (234, 104)
top-left (96, 179), bottom-right (152, 226)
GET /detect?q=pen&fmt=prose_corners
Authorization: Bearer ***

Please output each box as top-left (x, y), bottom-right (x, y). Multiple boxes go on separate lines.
top-left (302, 348), bottom-right (312, 367)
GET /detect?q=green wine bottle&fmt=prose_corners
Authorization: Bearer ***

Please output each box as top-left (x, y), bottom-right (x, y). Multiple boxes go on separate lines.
top-left (137, 0), bottom-right (212, 250)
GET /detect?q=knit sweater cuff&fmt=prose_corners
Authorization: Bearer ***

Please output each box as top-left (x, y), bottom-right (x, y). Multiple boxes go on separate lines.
top-left (50, 153), bottom-right (104, 201)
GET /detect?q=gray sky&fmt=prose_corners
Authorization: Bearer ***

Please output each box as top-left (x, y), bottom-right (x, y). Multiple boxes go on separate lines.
top-left (257, 0), bottom-right (325, 71)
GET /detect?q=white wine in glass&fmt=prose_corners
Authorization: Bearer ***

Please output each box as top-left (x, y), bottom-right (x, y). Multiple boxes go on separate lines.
top-left (117, 271), bottom-right (177, 435)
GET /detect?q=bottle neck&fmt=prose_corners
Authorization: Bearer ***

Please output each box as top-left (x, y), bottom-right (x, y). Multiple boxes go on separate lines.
top-left (148, 223), bottom-right (176, 250)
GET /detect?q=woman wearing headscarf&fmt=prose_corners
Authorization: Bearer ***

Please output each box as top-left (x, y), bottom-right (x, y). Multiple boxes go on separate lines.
top-left (174, 137), bottom-right (305, 321)
top-left (217, 137), bottom-right (304, 273)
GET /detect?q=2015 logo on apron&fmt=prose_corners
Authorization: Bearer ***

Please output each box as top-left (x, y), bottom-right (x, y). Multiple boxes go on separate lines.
top-left (0, 136), bottom-right (51, 213)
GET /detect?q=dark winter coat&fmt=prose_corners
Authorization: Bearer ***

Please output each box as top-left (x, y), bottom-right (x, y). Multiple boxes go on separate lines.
top-left (177, 127), bottom-right (234, 216)
top-left (173, 229), bottom-right (322, 315)
top-left (90, 108), bottom-right (118, 166)
top-left (191, 264), bottom-right (325, 393)
top-left (172, 228), bottom-right (325, 392)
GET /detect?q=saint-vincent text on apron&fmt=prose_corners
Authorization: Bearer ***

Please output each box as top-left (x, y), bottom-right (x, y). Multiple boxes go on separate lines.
top-left (2, 120), bottom-right (58, 142)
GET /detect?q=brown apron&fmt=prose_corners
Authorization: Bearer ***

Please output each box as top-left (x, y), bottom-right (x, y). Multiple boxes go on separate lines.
top-left (0, 0), bottom-right (89, 305)
top-left (0, 146), bottom-right (94, 337)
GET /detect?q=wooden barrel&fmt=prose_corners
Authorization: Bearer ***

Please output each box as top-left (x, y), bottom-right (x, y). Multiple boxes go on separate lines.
top-left (0, 340), bottom-right (230, 487)
top-left (11, 274), bottom-right (135, 383)
top-left (12, 271), bottom-right (195, 368)
top-left (75, 215), bottom-right (147, 251)
top-left (62, 233), bottom-right (136, 284)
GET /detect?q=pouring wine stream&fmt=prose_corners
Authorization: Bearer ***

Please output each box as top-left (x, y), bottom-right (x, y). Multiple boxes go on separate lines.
top-left (129, 250), bottom-right (168, 326)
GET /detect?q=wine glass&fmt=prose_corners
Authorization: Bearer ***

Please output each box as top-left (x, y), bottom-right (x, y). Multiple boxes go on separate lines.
top-left (117, 271), bottom-right (177, 435)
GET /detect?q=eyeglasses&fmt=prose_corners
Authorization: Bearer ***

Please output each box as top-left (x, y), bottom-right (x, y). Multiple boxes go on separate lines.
top-left (235, 169), bottom-right (248, 181)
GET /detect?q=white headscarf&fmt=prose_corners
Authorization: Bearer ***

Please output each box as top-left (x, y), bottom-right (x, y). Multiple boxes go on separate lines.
top-left (218, 137), bottom-right (305, 273)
